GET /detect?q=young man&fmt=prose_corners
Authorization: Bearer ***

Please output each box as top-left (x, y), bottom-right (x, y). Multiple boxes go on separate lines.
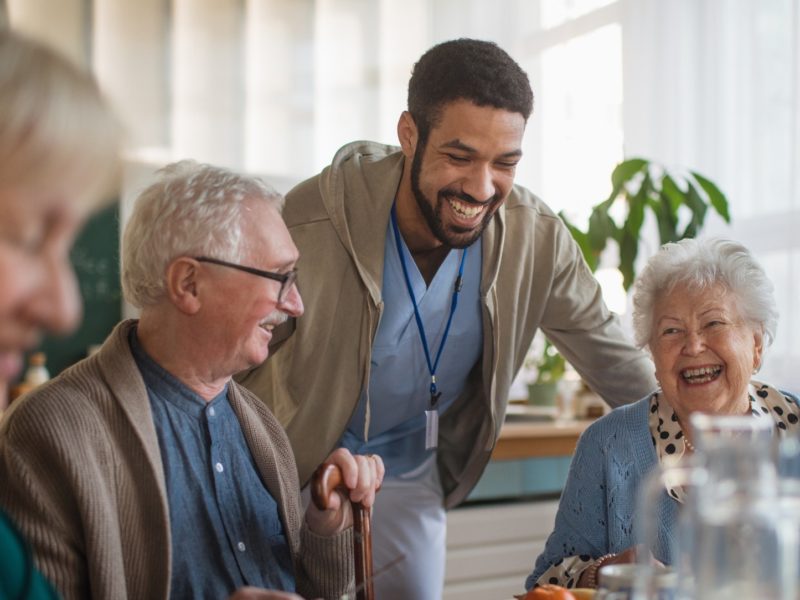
top-left (240, 38), bottom-right (656, 599)
top-left (0, 162), bottom-right (383, 600)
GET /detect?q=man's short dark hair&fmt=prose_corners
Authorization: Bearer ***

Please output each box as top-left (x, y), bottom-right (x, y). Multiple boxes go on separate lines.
top-left (407, 38), bottom-right (534, 144)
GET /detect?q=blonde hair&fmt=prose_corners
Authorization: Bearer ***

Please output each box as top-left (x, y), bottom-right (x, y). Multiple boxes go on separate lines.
top-left (0, 30), bottom-right (121, 206)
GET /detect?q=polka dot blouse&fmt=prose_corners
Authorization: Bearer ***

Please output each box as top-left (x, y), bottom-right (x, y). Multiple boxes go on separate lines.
top-left (533, 380), bottom-right (800, 589)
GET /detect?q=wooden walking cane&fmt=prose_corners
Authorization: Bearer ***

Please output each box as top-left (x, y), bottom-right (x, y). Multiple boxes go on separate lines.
top-left (311, 462), bottom-right (374, 600)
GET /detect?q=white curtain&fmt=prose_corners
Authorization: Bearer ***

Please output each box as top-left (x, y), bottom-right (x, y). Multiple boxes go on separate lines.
top-left (620, 0), bottom-right (800, 390)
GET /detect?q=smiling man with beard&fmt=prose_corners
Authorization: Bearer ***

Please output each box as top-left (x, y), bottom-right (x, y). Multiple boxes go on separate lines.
top-left (238, 38), bottom-right (657, 599)
top-left (0, 161), bottom-right (384, 600)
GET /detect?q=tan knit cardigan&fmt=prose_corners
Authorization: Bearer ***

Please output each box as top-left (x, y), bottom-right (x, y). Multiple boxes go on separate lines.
top-left (0, 320), bottom-right (354, 600)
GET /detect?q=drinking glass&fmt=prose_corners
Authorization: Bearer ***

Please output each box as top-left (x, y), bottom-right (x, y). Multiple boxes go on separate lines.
top-left (635, 413), bottom-right (793, 599)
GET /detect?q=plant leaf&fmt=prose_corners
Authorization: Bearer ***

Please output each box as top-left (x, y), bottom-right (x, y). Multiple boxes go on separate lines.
top-left (559, 211), bottom-right (598, 272)
top-left (536, 339), bottom-right (566, 384)
top-left (655, 192), bottom-right (680, 244)
top-left (691, 171), bottom-right (731, 223)
top-left (624, 178), bottom-right (648, 238)
top-left (661, 174), bottom-right (684, 215)
top-left (618, 229), bottom-right (638, 291)
top-left (588, 208), bottom-right (617, 253)
top-left (608, 158), bottom-right (648, 201)
top-left (681, 181), bottom-right (708, 239)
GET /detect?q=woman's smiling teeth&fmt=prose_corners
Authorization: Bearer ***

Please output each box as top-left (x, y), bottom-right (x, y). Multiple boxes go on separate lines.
top-left (447, 196), bottom-right (483, 218)
top-left (681, 365), bottom-right (722, 384)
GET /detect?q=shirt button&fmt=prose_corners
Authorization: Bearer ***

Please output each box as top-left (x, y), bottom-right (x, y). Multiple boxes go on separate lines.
top-left (208, 406), bottom-right (216, 417)
top-left (237, 542), bottom-right (246, 552)
top-left (215, 462), bottom-right (224, 473)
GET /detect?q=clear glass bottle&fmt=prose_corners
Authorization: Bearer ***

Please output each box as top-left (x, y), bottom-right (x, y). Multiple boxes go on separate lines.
top-left (635, 413), bottom-right (792, 599)
top-left (690, 414), bottom-right (783, 599)
top-left (9, 352), bottom-right (51, 402)
top-left (24, 351), bottom-right (50, 387)
top-left (598, 564), bottom-right (675, 600)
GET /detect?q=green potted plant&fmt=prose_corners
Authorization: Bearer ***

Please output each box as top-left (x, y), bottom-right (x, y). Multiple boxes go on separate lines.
top-left (526, 157), bottom-right (730, 402)
top-left (525, 338), bottom-right (565, 406)
top-left (561, 157), bottom-right (730, 290)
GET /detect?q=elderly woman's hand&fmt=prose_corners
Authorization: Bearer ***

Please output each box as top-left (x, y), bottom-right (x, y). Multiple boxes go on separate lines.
top-left (576, 545), bottom-right (663, 588)
top-left (304, 448), bottom-right (384, 536)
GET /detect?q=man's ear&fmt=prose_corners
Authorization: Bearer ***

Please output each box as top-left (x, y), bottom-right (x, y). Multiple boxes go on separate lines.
top-left (397, 111), bottom-right (419, 159)
top-left (165, 258), bottom-right (202, 315)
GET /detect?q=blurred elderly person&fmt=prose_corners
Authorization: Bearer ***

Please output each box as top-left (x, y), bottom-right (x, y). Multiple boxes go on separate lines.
top-left (0, 29), bottom-right (121, 599)
top-left (525, 238), bottom-right (799, 591)
top-left (0, 160), bottom-right (384, 600)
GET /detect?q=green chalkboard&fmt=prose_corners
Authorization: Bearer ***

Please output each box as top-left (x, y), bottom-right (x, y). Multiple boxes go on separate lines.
top-left (33, 202), bottom-right (122, 376)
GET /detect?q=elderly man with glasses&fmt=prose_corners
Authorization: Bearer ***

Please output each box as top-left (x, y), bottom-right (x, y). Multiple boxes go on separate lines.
top-left (0, 161), bottom-right (383, 600)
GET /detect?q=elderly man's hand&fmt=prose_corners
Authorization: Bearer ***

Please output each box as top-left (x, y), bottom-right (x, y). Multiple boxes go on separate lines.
top-left (304, 448), bottom-right (384, 536)
top-left (227, 587), bottom-right (306, 600)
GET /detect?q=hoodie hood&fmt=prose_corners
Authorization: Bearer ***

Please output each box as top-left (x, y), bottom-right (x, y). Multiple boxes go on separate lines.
top-left (315, 141), bottom-right (406, 304)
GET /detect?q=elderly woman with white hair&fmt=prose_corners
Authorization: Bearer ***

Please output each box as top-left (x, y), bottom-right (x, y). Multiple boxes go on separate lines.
top-left (524, 238), bottom-right (799, 592)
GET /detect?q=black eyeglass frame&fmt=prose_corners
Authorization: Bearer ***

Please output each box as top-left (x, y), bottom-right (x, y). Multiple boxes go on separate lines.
top-left (194, 256), bottom-right (297, 303)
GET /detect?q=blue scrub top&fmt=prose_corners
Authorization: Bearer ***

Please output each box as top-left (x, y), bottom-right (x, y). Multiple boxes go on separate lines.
top-left (340, 221), bottom-right (483, 476)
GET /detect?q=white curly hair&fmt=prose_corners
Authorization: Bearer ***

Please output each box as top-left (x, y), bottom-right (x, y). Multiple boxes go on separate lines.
top-left (632, 237), bottom-right (778, 349)
top-left (121, 160), bottom-right (284, 308)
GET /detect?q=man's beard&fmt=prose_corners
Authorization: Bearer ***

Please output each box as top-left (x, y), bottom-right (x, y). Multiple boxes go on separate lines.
top-left (410, 143), bottom-right (500, 249)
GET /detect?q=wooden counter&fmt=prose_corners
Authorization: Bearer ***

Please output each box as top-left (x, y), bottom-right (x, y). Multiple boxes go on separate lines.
top-left (491, 418), bottom-right (594, 460)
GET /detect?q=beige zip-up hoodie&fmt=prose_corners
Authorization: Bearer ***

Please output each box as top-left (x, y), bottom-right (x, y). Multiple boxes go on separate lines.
top-left (239, 141), bottom-right (656, 508)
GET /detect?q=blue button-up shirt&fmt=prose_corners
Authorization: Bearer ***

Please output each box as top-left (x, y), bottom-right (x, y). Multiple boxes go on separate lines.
top-left (130, 330), bottom-right (295, 598)
top-left (340, 222), bottom-right (483, 476)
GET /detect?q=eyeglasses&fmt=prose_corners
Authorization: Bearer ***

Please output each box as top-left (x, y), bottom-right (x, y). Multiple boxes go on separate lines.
top-left (195, 256), bottom-right (298, 303)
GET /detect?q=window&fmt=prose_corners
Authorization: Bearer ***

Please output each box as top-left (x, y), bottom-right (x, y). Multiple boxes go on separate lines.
top-left (8, 0), bottom-right (800, 387)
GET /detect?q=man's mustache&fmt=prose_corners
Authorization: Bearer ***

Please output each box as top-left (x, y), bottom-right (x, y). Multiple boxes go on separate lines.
top-left (264, 310), bottom-right (289, 327)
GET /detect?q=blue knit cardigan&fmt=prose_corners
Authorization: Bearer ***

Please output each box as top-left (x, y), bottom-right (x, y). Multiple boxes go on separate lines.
top-left (526, 396), bottom-right (678, 588)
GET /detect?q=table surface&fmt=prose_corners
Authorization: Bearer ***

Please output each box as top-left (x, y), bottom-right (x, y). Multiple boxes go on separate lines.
top-left (492, 418), bottom-right (594, 460)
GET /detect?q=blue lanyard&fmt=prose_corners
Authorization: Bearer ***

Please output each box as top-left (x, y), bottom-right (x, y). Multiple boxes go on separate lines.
top-left (390, 204), bottom-right (467, 409)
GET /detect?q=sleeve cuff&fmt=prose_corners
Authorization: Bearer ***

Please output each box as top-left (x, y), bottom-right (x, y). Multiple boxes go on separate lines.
top-left (296, 522), bottom-right (355, 600)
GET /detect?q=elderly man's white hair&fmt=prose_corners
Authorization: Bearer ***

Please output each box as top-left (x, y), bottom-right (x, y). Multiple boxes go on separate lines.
top-left (632, 237), bottom-right (778, 350)
top-left (122, 160), bottom-right (284, 308)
